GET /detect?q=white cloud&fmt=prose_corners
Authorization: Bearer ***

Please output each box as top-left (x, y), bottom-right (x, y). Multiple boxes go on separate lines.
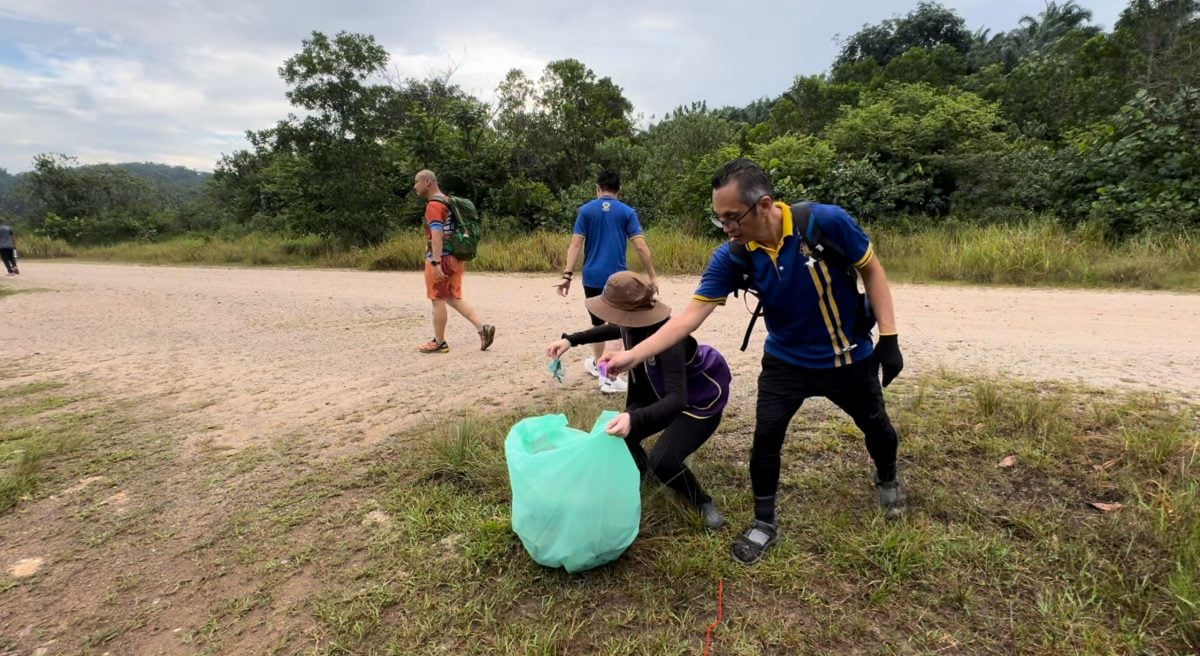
top-left (0, 0), bottom-right (1129, 172)
top-left (633, 13), bottom-right (682, 32)
top-left (409, 31), bottom-right (547, 101)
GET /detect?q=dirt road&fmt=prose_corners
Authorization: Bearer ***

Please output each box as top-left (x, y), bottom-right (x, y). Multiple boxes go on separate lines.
top-left (2, 262), bottom-right (1197, 451)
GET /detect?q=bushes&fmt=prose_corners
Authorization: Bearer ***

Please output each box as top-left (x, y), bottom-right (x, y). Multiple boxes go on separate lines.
top-left (38, 211), bottom-right (178, 245)
top-left (1071, 89), bottom-right (1200, 236)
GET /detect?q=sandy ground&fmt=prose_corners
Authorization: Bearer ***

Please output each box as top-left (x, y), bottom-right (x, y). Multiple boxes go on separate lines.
top-left (1, 262), bottom-right (1198, 452)
top-left (1, 261), bottom-right (1199, 655)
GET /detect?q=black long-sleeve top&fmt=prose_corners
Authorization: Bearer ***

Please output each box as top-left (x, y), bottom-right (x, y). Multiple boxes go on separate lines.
top-left (563, 321), bottom-right (698, 436)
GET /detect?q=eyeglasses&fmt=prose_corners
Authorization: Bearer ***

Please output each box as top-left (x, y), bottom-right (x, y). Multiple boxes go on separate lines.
top-left (709, 196), bottom-right (766, 230)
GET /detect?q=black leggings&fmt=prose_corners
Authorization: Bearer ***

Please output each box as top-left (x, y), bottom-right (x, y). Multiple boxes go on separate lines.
top-left (583, 285), bottom-right (605, 326)
top-left (625, 412), bottom-right (721, 507)
top-left (0, 248), bottom-right (15, 273)
top-left (750, 352), bottom-right (899, 500)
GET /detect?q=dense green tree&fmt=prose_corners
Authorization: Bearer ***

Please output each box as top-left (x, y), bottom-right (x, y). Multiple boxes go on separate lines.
top-left (824, 84), bottom-right (1009, 214)
top-left (1116, 0), bottom-right (1200, 96)
top-left (1002, 30), bottom-right (1135, 139)
top-left (756, 75), bottom-right (862, 140)
top-left (1072, 88), bottom-right (1200, 233)
top-left (834, 2), bottom-right (972, 70)
top-left (636, 107), bottom-right (741, 225)
top-left (25, 2), bottom-right (1200, 244)
top-left (227, 31), bottom-right (402, 244)
top-left (532, 59), bottom-right (634, 190)
top-left (879, 44), bottom-right (969, 87)
top-left (22, 154), bottom-right (176, 243)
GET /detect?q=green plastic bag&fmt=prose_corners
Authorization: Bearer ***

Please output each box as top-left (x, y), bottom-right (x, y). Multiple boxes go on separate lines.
top-left (505, 410), bottom-right (641, 572)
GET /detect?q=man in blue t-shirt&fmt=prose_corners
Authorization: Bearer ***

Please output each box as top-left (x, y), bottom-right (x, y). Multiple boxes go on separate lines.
top-left (555, 170), bottom-right (657, 393)
top-left (602, 158), bottom-right (906, 565)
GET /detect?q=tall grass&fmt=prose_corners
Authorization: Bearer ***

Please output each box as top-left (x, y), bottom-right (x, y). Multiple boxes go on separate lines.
top-left (15, 234), bottom-right (77, 258)
top-left (881, 220), bottom-right (1200, 289)
top-left (18, 220), bottom-right (1200, 290)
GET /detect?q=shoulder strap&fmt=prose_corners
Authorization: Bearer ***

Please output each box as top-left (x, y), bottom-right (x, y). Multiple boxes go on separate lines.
top-left (791, 201), bottom-right (814, 242)
top-left (792, 201), bottom-right (851, 267)
top-left (429, 195), bottom-right (458, 224)
top-left (728, 241), bottom-right (750, 267)
top-left (736, 201), bottom-right (813, 352)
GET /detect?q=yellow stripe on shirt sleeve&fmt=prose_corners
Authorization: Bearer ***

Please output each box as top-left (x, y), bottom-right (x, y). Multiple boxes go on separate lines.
top-left (692, 294), bottom-right (727, 305)
top-left (854, 243), bottom-right (875, 269)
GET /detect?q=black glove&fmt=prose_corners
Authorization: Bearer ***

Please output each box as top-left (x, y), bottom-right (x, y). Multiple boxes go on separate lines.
top-left (874, 334), bottom-right (904, 388)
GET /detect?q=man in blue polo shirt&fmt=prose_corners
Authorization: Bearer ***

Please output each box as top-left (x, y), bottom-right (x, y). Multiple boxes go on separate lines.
top-left (602, 158), bottom-right (906, 565)
top-left (555, 170), bottom-right (657, 394)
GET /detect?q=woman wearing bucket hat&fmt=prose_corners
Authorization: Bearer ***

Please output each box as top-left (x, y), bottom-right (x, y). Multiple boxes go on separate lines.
top-left (546, 271), bottom-right (732, 530)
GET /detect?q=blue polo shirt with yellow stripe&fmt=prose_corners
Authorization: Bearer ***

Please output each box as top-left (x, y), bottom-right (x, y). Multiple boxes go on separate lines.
top-left (694, 202), bottom-right (876, 369)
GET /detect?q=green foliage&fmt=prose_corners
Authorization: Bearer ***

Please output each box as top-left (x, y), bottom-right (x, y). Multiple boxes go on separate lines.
top-left (534, 59), bottom-right (635, 189)
top-left (835, 2), bottom-right (972, 69)
top-left (1002, 31), bottom-right (1135, 140)
top-left (659, 144), bottom-right (741, 234)
top-left (278, 31), bottom-right (391, 140)
top-left (38, 212), bottom-right (176, 244)
top-left (1117, 0), bottom-right (1200, 97)
top-left (819, 157), bottom-right (936, 222)
top-left (636, 107), bottom-right (741, 225)
top-left (751, 134), bottom-right (837, 201)
top-left (948, 144), bottom-right (1069, 215)
top-left (880, 44), bottom-right (968, 87)
top-left (1072, 88), bottom-right (1200, 235)
top-left (13, 2), bottom-right (1200, 244)
top-left (757, 75), bottom-right (863, 139)
top-left (823, 84), bottom-right (1008, 216)
top-left (827, 84), bottom-right (1008, 159)
top-left (487, 177), bottom-right (562, 233)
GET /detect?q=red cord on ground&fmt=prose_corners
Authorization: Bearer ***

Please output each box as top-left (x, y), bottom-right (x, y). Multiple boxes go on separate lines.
top-left (702, 578), bottom-right (723, 656)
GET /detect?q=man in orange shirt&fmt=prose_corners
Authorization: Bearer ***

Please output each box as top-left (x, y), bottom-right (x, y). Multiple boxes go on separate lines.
top-left (413, 169), bottom-right (495, 353)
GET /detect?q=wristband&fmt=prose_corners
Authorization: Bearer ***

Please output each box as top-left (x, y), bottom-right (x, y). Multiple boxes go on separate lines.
top-left (431, 260), bottom-right (441, 266)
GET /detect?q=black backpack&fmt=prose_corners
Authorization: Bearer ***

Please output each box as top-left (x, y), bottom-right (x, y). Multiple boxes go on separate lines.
top-left (728, 202), bottom-right (875, 351)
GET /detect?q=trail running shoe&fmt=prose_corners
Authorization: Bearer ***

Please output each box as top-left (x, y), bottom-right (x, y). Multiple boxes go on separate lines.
top-left (875, 476), bottom-right (907, 521)
top-left (418, 339), bottom-right (449, 354)
top-left (478, 324), bottom-right (496, 351)
top-left (731, 521), bottom-right (777, 565)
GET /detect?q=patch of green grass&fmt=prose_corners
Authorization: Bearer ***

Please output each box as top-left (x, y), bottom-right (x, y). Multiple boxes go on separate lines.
top-left (3, 372), bottom-right (1197, 654)
top-left (0, 287), bottom-right (51, 299)
top-left (175, 373), bottom-right (1191, 655)
top-left (0, 384), bottom-right (159, 515)
top-left (7, 395), bottom-right (75, 417)
top-left (0, 380), bottom-right (66, 400)
top-left (0, 387), bottom-right (88, 513)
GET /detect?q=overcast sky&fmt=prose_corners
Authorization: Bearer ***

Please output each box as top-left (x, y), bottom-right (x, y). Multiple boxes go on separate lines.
top-left (0, 0), bottom-right (1128, 173)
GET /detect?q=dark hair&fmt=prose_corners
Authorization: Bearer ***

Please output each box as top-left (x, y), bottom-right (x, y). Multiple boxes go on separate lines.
top-left (711, 158), bottom-right (773, 207)
top-left (596, 169), bottom-right (621, 193)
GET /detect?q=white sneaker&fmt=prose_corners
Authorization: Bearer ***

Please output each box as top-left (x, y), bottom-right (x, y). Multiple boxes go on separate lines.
top-left (583, 356), bottom-right (601, 378)
top-left (599, 376), bottom-right (628, 394)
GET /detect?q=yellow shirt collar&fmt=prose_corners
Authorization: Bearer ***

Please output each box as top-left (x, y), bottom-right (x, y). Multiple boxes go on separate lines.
top-left (746, 202), bottom-right (792, 252)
